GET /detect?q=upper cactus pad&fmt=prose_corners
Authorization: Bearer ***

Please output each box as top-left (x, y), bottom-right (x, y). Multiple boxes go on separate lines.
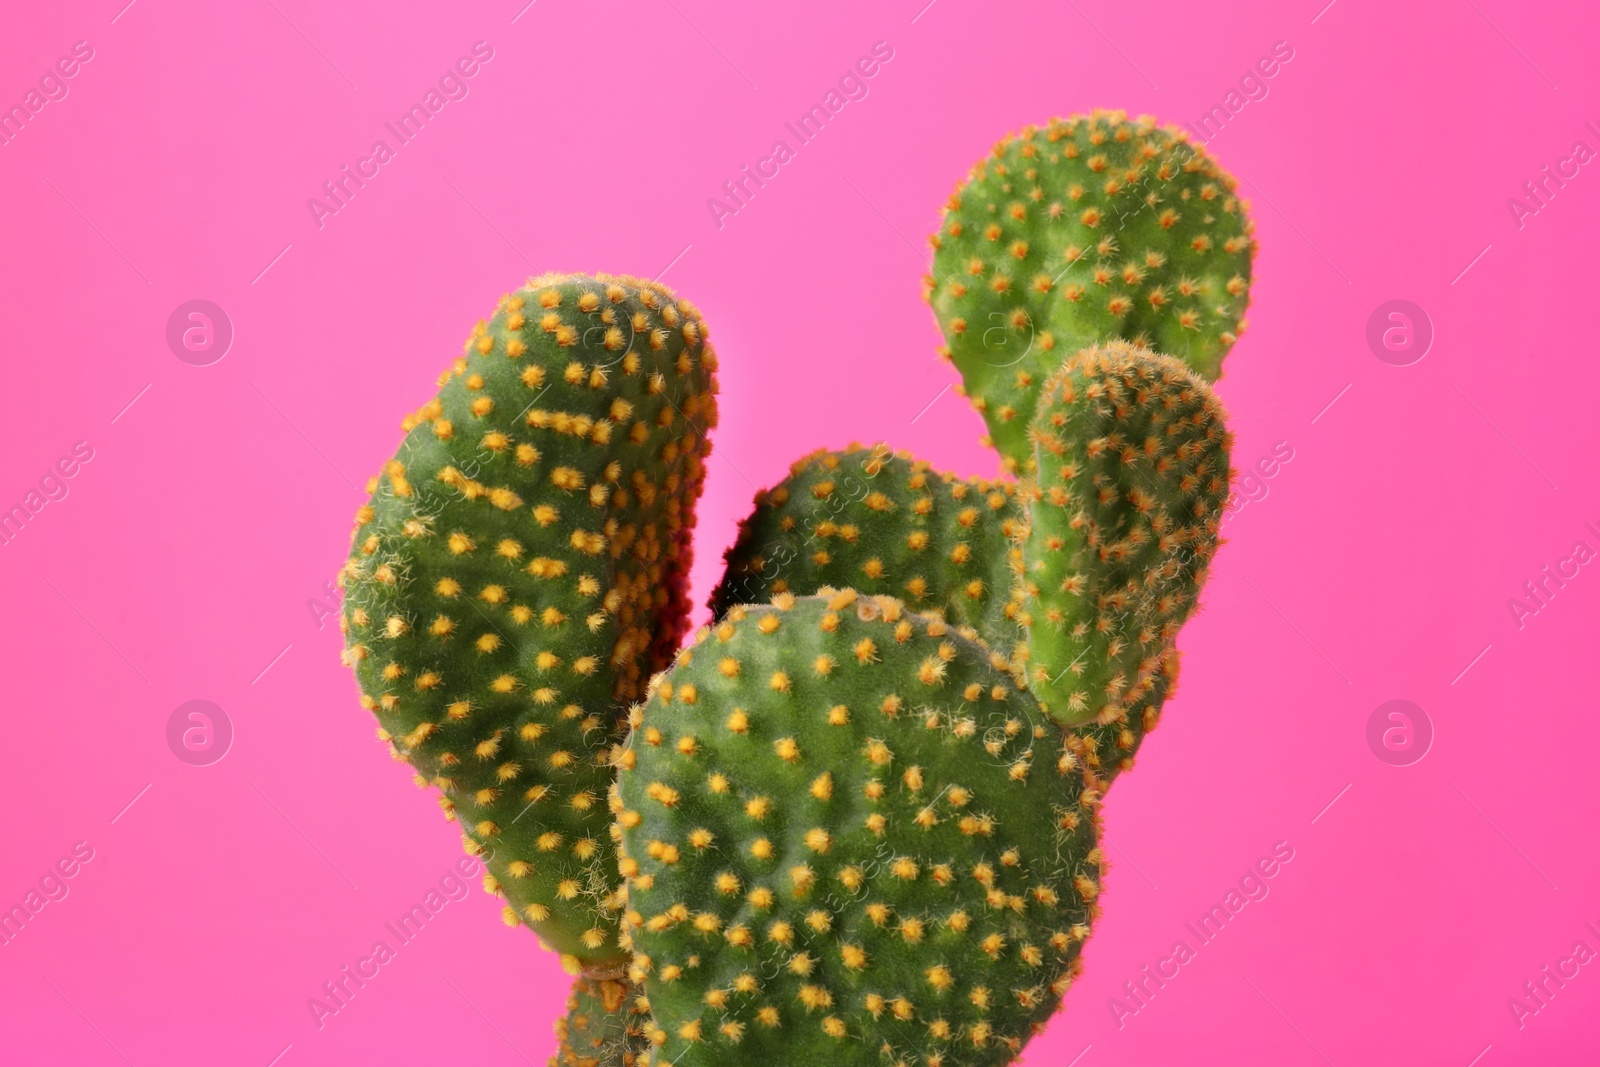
top-left (926, 110), bottom-right (1254, 471)
top-left (340, 272), bottom-right (718, 963)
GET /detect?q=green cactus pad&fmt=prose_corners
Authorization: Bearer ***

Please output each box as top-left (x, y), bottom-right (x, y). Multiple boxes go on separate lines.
top-left (709, 445), bottom-right (1026, 641)
top-left (340, 272), bottom-right (718, 964)
top-left (615, 591), bottom-right (1102, 1067)
top-left (551, 974), bottom-right (654, 1066)
top-left (1019, 342), bottom-right (1229, 726)
top-left (926, 109), bottom-right (1254, 471)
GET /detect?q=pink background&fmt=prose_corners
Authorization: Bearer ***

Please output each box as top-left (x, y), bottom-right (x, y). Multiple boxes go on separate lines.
top-left (1, 0), bottom-right (1596, 1063)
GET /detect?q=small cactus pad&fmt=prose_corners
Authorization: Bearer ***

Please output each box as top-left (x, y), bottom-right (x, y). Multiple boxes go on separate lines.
top-left (551, 974), bottom-right (654, 1066)
top-left (926, 110), bottom-right (1254, 470)
top-left (1019, 342), bottom-right (1229, 726)
top-left (615, 591), bottom-right (1102, 1067)
top-left (340, 272), bottom-right (718, 962)
top-left (710, 445), bottom-right (1026, 641)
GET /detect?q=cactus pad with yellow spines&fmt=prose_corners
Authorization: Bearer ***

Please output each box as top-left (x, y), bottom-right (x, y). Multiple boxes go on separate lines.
top-left (615, 591), bottom-right (1102, 1067)
top-left (926, 109), bottom-right (1254, 471)
top-left (1018, 342), bottom-right (1230, 727)
top-left (710, 445), bottom-right (1026, 642)
top-left (340, 272), bottom-right (718, 964)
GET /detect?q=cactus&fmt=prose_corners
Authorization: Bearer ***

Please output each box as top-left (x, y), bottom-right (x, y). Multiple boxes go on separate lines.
top-left (335, 106), bottom-right (1251, 1067)
top-left (614, 591), bottom-right (1102, 1067)
top-left (926, 109), bottom-right (1254, 471)
top-left (1016, 342), bottom-right (1230, 725)
top-left (339, 272), bottom-right (718, 966)
top-left (710, 445), bottom-right (1027, 642)
top-left (551, 973), bottom-right (654, 1067)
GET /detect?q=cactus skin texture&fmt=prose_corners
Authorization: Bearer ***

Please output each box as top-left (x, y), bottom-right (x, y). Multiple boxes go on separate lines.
top-left (550, 974), bottom-right (653, 1067)
top-left (615, 591), bottom-right (1102, 1067)
top-left (339, 272), bottom-right (718, 965)
top-left (710, 445), bottom-right (1027, 641)
top-left (926, 110), bottom-right (1254, 471)
top-left (1019, 341), bottom-right (1229, 727)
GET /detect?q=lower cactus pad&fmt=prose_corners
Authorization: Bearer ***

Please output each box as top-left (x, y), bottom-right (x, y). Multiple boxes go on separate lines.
top-left (615, 591), bottom-right (1103, 1067)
